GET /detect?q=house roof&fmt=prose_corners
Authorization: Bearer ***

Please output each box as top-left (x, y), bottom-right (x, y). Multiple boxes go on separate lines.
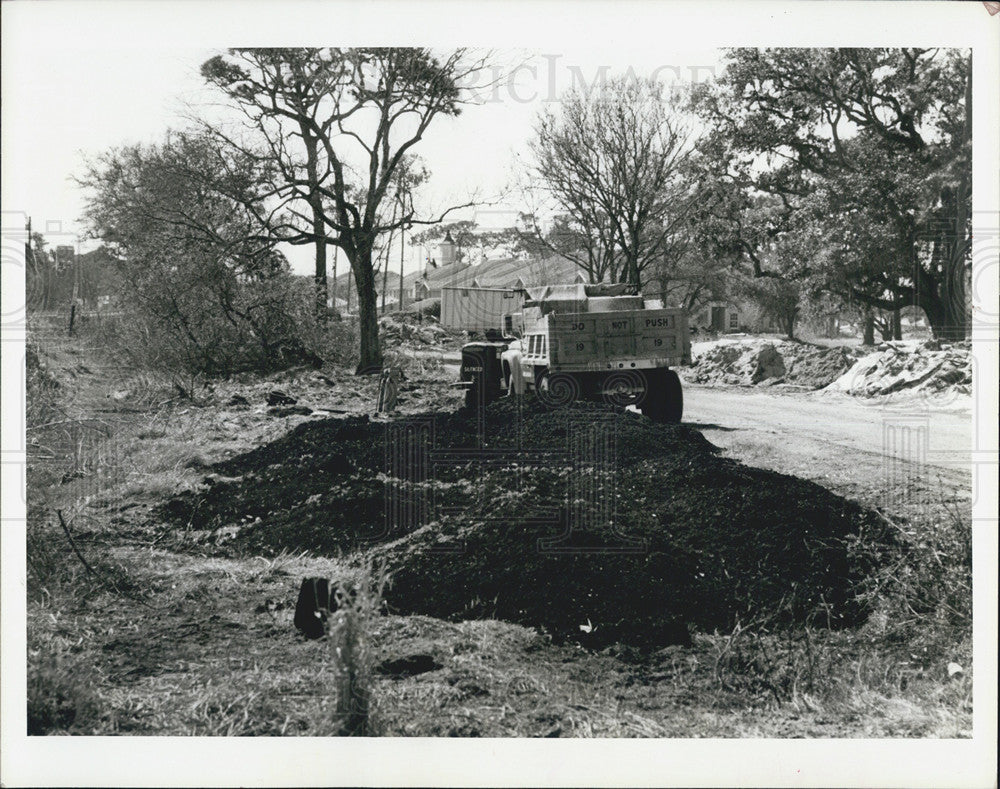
top-left (332, 254), bottom-right (593, 294)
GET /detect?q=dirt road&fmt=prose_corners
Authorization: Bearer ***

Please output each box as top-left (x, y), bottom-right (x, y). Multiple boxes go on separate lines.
top-left (682, 384), bottom-right (972, 516)
top-left (685, 385), bottom-right (971, 471)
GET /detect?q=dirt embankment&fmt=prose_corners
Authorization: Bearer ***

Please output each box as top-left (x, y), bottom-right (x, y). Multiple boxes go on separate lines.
top-left (688, 339), bottom-right (861, 390)
top-left (825, 340), bottom-right (972, 398)
top-left (159, 398), bottom-right (894, 650)
top-left (688, 338), bottom-right (971, 398)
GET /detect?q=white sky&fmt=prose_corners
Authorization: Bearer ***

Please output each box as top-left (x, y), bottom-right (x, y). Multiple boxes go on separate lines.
top-left (1, 8), bottom-right (723, 275)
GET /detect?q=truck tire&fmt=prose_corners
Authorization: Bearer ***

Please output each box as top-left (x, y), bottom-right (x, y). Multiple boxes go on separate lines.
top-left (536, 369), bottom-right (579, 408)
top-left (641, 369), bottom-right (683, 423)
top-left (663, 369), bottom-right (683, 423)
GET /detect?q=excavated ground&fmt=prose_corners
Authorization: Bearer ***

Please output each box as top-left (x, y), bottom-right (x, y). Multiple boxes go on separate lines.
top-left (159, 398), bottom-right (895, 650)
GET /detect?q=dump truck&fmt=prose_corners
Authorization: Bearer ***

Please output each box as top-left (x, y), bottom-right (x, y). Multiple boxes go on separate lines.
top-left (448, 283), bottom-right (691, 423)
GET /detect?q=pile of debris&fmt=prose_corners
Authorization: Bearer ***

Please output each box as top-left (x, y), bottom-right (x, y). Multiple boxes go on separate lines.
top-left (158, 398), bottom-right (892, 650)
top-left (824, 340), bottom-right (972, 398)
top-left (379, 315), bottom-right (460, 350)
top-left (688, 339), bottom-right (861, 390)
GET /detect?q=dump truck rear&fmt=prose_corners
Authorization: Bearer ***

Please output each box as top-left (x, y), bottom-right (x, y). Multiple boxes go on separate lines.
top-left (447, 283), bottom-right (690, 422)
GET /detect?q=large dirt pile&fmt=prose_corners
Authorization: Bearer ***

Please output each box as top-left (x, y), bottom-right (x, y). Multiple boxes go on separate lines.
top-left (689, 339), bottom-right (860, 390)
top-left (824, 340), bottom-right (972, 398)
top-left (158, 399), bottom-right (892, 649)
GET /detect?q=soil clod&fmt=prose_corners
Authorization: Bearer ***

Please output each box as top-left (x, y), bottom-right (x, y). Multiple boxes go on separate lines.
top-left (377, 654), bottom-right (444, 678)
top-left (267, 389), bottom-right (298, 406)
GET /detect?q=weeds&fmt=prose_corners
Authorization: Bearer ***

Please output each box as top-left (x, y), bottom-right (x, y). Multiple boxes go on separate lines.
top-left (709, 480), bottom-right (972, 734)
top-left (27, 649), bottom-right (103, 735)
top-left (850, 488), bottom-right (972, 659)
top-left (327, 560), bottom-right (389, 736)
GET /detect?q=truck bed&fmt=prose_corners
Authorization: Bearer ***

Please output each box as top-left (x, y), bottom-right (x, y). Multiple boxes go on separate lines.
top-left (546, 308), bottom-right (690, 371)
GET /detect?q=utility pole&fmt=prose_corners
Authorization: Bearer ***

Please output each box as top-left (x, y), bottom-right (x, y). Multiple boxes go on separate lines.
top-left (398, 226), bottom-right (405, 313)
top-left (331, 245), bottom-right (339, 314)
top-left (73, 237), bottom-right (81, 305)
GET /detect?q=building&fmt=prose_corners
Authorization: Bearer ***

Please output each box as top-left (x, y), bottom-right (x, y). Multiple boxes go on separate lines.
top-left (329, 234), bottom-right (587, 314)
top-left (691, 300), bottom-right (743, 333)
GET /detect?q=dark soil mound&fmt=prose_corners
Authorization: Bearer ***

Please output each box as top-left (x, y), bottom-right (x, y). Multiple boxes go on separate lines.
top-left (157, 398), bottom-right (894, 649)
top-left (158, 416), bottom-right (390, 553)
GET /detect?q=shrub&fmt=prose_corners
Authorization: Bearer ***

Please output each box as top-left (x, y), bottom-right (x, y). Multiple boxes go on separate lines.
top-left (81, 132), bottom-right (330, 378)
top-left (327, 561), bottom-right (389, 736)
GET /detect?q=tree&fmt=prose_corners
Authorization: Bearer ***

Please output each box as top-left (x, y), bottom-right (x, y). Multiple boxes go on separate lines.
top-left (528, 76), bottom-right (696, 289)
top-left (735, 273), bottom-right (803, 340)
top-left (80, 132), bottom-right (317, 375)
top-left (25, 232), bottom-right (53, 311)
top-left (700, 48), bottom-right (971, 339)
top-left (411, 220), bottom-right (478, 265)
top-left (201, 48), bottom-right (490, 373)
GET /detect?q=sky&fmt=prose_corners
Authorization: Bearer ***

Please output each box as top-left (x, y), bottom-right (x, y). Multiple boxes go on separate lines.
top-left (1, 6), bottom-right (723, 275)
top-left (2, 0), bottom-right (996, 282)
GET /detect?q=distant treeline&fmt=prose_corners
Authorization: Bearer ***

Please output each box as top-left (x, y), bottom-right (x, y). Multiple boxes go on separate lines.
top-left (26, 237), bottom-right (120, 310)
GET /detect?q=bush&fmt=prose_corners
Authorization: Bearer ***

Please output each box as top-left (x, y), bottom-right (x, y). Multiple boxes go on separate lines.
top-left (81, 132), bottom-right (331, 378)
top-left (96, 273), bottom-right (328, 379)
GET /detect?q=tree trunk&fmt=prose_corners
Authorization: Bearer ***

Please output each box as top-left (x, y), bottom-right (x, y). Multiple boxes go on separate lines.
top-left (302, 129), bottom-right (328, 321)
top-left (922, 295), bottom-right (968, 342)
top-left (313, 223), bottom-right (328, 320)
top-left (351, 248), bottom-right (383, 375)
top-left (891, 308), bottom-right (902, 340)
top-left (922, 56), bottom-right (972, 342)
top-left (784, 311), bottom-right (796, 340)
top-left (862, 308), bottom-right (875, 346)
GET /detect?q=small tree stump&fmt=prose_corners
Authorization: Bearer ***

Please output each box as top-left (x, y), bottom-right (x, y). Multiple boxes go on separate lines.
top-left (293, 577), bottom-right (331, 639)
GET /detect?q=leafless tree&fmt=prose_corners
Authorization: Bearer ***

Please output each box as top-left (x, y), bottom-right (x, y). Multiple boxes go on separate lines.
top-left (528, 76), bottom-right (697, 290)
top-left (201, 48), bottom-right (492, 372)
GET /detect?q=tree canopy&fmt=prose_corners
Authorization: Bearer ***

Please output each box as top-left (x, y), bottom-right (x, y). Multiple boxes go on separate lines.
top-left (528, 76), bottom-right (697, 289)
top-left (697, 47), bottom-right (972, 339)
